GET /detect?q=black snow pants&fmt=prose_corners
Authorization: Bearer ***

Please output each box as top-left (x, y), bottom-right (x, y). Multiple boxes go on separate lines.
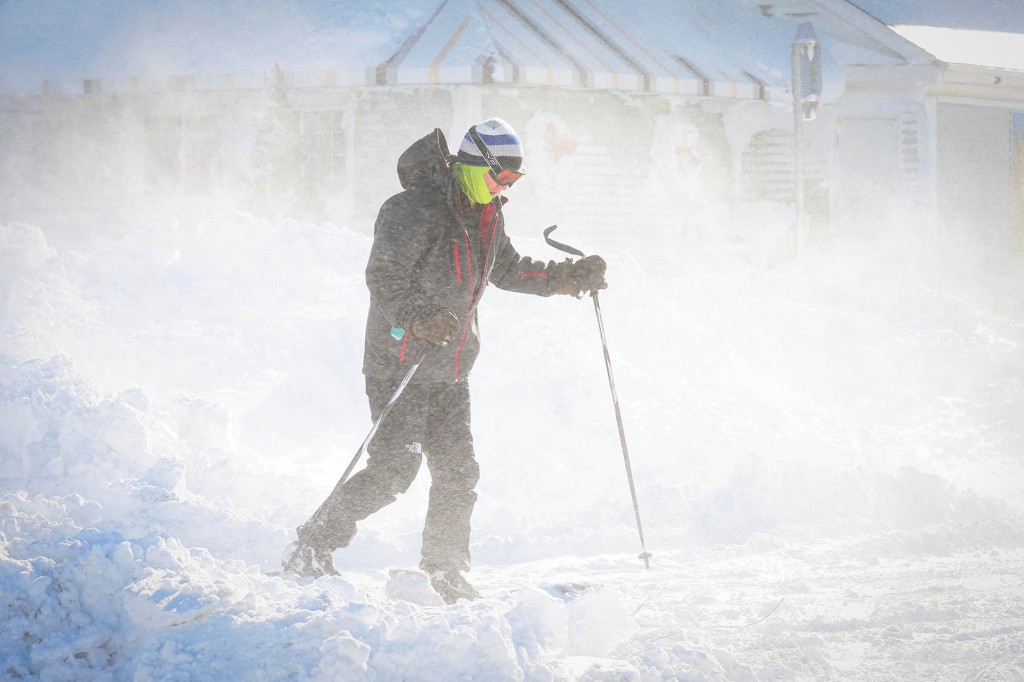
top-left (312, 376), bottom-right (481, 573)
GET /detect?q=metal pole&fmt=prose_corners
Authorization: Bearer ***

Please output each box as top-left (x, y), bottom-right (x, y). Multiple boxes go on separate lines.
top-left (543, 225), bottom-right (651, 569)
top-left (297, 348), bottom-right (428, 541)
top-left (591, 292), bottom-right (652, 569)
top-left (340, 352), bottom-right (425, 484)
top-left (791, 40), bottom-right (806, 252)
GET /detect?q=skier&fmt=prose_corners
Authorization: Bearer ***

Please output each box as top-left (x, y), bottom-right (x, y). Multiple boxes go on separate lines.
top-left (285, 117), bottom-right (607, 603)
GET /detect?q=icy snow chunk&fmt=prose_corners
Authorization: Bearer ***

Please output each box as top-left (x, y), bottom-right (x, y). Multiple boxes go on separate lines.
top-left (92, 393), bottom-right (154, 459)
top-left (508, 581), bottom-right (640, 675)
top-left (170, 394), bottom-right (239, 451)
top-left (54, 381), bottom-right (166, 488)
top-left (110, 539), bottom-right (137, 569)
top-left (565, 655), bottom-right (642, 681)
top-left (140, 457), bottom-right (187, 498)
top-left (124, 569), bottom-right (225, 628)
top-left (369, 600), bottom-right (520, 681)
top-left (510, 585), bottom-right (570, 652)
top-left (123, 541), bottom-right (256, 629)
top-left (0, 492), bottom-right (101, 551)
top-left (629, 637), bottom-right (758, 681)
top-left (507, 583), bottom-right (643, 680)
top-left (544, 583), bottom-right (639, 657)
top-left (0, 355), bottom-right (93, 479)
top-left (292, 579), bottom-right (365, 615)
top-left (385, 567), bottom-right (445, 606)
top-left (143, 536), bottom-right (192, 570)
top-left (315, 631), bottom-right (371, 679)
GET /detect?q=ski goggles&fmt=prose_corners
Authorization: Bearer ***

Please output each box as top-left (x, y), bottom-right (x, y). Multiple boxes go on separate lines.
top-left (469, 126), bottom-right (524, 187)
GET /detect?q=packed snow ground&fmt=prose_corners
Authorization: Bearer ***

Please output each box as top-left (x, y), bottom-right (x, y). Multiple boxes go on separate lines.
top-left (2, 204), bottom-right (1023, 680)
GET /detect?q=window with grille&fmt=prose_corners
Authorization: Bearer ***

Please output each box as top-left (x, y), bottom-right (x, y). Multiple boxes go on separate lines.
top-left (301, 110), bottom-right (345, 192)
top-left (740, 129), bottom-right (795, 203)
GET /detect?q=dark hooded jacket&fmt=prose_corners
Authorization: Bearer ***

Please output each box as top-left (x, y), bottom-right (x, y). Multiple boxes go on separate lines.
top-left (362, 129), bottom-right (565, 384)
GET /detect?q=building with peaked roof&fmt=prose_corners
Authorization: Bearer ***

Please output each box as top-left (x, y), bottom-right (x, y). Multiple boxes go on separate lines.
top-left (836, 18), bottom-right (1024, 254)
top-left (1, 0), bottom-right (1022, 261)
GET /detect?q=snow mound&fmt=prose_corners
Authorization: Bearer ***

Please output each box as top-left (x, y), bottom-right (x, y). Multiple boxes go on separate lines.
top-left (1, 492), bottom-right (653, 680)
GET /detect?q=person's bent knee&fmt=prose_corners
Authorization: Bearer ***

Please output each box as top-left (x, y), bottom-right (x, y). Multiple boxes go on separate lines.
top-left (386, 452), bottom-right (422, 495)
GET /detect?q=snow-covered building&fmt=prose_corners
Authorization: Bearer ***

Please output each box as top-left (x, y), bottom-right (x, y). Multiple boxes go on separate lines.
top-left (834, 4), bottom-right (1024, 254)
top-left (1, 0), bottom-right (1022, 259)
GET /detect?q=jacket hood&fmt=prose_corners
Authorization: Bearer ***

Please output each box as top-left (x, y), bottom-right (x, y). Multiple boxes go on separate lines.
top-left (397, 128), bottom-right (453, 190)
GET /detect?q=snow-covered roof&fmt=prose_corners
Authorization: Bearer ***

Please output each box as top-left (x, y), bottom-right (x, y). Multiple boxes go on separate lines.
top-left (891, 25), bottom-right (1024, 73)
top-left (376, 0), bottom-right (925, 100)
top-left (0, 0), bottom-right (928, 100)
top-left (849, 0), bottom-right (1024, 35)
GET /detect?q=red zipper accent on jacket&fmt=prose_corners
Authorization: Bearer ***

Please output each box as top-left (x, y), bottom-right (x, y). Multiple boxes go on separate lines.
top-left (454, 206), bottom-right (504, 381)
top-left (399, 331), bottom-right (407, 362)
top-left (454, 232), bottom-right (474, 380)
top-left (453, 241), bottom-right (463, 284)
top-left (463, 233), bottom-right (475, 292)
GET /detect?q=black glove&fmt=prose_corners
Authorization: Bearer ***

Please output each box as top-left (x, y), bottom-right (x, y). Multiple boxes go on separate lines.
top-left (555, 255), bottom-right (608, 297)
top-left (412, 308), bottom-right (461, 345)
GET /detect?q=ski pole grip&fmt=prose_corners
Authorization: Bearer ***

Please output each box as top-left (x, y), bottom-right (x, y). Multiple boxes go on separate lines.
top-left (543, 225), bottom-right (586, 258)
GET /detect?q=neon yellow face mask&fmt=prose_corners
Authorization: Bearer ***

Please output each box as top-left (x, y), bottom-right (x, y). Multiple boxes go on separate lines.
top-left (455, 163), bottom-right (493, 205)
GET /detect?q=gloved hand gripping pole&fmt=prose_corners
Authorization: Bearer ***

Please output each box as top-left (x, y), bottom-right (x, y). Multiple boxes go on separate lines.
top-left (544, 225), bottom-right (652, 570)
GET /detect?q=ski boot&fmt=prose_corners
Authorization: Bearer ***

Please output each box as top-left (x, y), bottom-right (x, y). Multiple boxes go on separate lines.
top-left (282, 540), bottom-right (339, 578)
top-left (428, 569), bottom-right (481, 604)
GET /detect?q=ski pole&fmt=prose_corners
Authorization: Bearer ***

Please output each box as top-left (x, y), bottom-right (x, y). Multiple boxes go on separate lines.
top-left (543, 225), bottom-right (652, 570)
top-left (298, 345), bottom-right (430, 539)
top-left (341, 346), bottom-right (428, 484)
